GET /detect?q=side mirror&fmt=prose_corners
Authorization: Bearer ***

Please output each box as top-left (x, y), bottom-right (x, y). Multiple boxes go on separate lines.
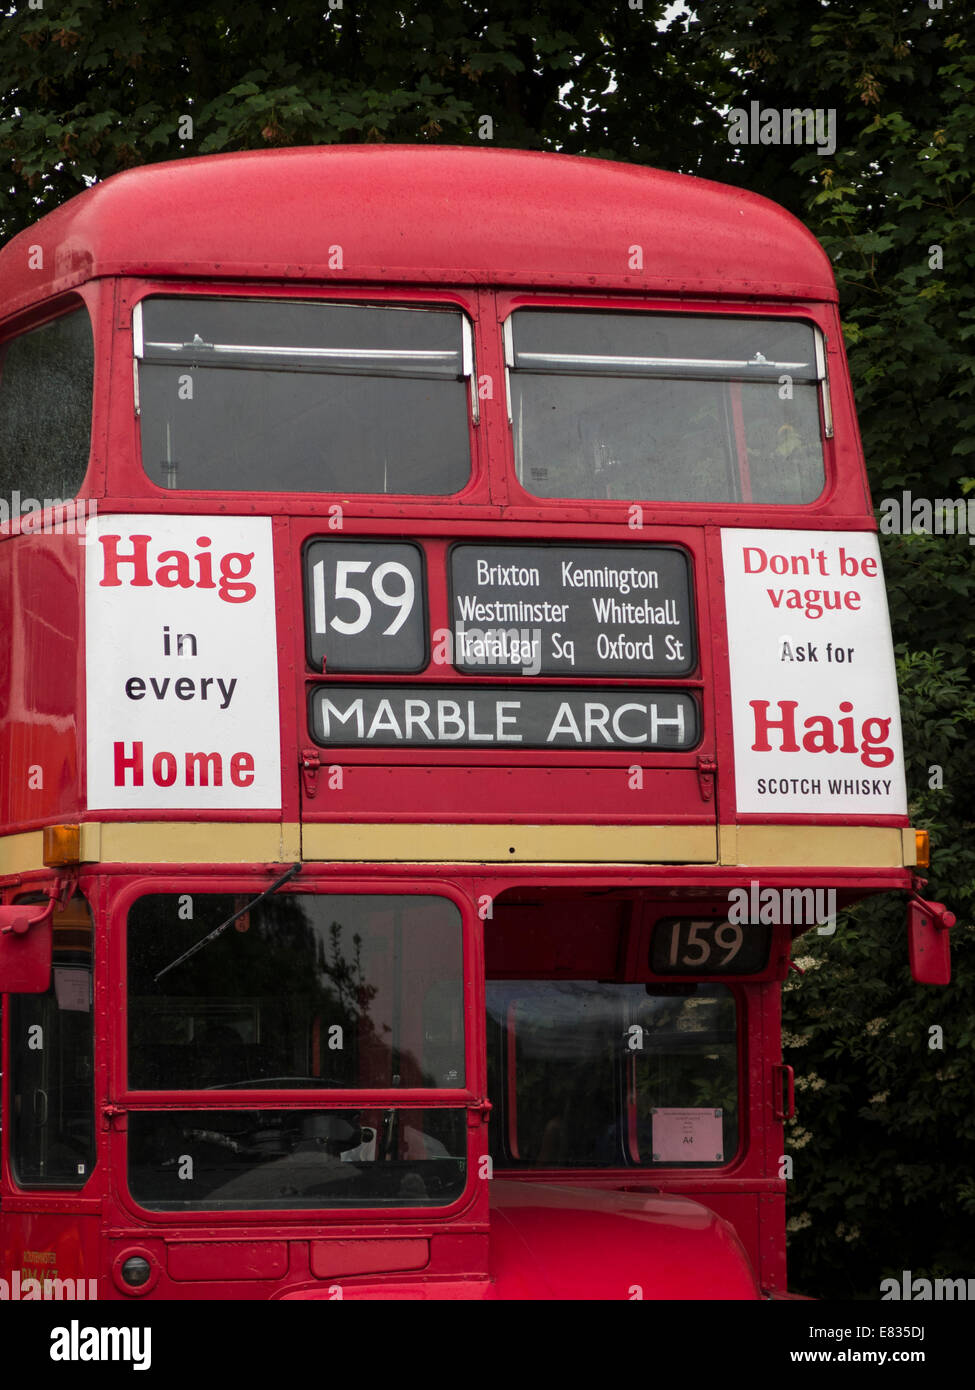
top-left (907, 897), bottom-right (955, 986)
top-left (0, 903), bottom-right (55, 993)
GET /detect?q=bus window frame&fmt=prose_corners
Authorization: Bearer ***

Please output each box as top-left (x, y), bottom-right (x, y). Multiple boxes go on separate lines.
top-left (0, 286), bottom-right (108, 530)
top-left (3, 883), bottom-right (99, 1194)
top-left (492, 290), bottom-right (847, 522)
top-left (108, 873), bottom-right (484, 1226)
top-left (491, 976), bottom-right (751, 1177)
top-left (116, 282), bottom-right (491, 509)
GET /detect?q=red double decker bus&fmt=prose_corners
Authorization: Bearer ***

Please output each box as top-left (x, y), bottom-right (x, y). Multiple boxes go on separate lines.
top-left (0, 147), bottom-right (951, 1301)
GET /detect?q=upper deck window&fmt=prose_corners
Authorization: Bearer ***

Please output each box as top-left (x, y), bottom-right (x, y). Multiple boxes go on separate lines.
top-left (135, 298), bottom-right (473, 496)
top-left (507, 311), bottom-right (828, 505)
top-left (0, 307), bottom-right (93, 505)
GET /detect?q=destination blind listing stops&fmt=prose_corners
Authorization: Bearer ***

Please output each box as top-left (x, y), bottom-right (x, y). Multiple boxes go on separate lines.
top-left (450, 543), bottom-right (694, 675)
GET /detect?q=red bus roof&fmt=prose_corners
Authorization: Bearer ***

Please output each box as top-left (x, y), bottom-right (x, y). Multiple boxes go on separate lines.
top-left (0, 146), bottom-right (836, 320)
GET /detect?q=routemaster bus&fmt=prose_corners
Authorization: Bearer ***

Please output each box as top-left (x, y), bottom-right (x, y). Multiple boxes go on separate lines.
top-left (0, 146), bottom-right (953, 1301)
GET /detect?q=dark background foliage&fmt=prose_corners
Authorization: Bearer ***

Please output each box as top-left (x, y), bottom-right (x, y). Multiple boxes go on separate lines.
top-left (2, 0), bottom-right (973, 1297)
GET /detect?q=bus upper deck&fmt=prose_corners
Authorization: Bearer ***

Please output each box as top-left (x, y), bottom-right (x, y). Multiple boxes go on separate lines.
top-left (0, 146), bottom-right (914, 875)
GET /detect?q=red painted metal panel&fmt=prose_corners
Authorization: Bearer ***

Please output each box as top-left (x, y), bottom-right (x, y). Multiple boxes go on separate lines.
top-left (309, 1238), bottom-right (429, 1279)
top-left (0, 1207), bottom-right (101, 1299)
top-left (168, 1240), bottom-right (289, 1281)
top-left (278, 1278), bottom-right (494, 1300)
top-left (487, 898), bottom-right (628, 978)
top-left (0, 530), bottom-right (85, 831)
top-left (301, 764), bottom-right (712, 824)
top-left (489, 1181), bottom-right (761, 1299)
top-left (0, 148), bottom-right (836, 326)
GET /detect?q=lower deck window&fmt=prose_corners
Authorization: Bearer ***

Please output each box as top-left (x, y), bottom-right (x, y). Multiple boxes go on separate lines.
top-left (127, 1108), bottom-right (465, 1210)
top-left (127, 892), bottom-right (464, 1091)
top-left (124, 891), bottom-right (466, 1211)
top-left (9, 895), bottom-right (95, 1187)
top-left (486, 982), bottom-right (738, 1168)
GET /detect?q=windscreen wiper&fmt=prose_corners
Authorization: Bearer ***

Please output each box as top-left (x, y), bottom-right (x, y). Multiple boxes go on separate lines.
top-left (153, 863), bottom-right (302, 983)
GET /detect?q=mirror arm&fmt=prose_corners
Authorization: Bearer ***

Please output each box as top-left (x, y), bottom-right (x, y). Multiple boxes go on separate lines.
top-left (0, 872), bottom-right (77, 937)
top-left (52, 871), bottom-right (78, 912)
top-left (909, 874), bottom-right (956, 933)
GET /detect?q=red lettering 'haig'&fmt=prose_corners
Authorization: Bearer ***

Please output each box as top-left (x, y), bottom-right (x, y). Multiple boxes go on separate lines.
top-left (98, 534), bottom-right (256, 603)
top-left (749, 699), bottom-right (894, 769)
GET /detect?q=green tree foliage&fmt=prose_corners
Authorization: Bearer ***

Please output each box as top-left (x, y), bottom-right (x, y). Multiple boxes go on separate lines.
top-left (2, 0), bottom-right (974, 1297)
top-left (686, 0), bottom-right (975, 1296)
top-left (0, 0), bottom-right (729, 241)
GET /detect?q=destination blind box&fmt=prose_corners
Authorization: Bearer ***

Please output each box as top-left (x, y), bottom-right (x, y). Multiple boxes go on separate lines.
top-left (303, 537), bottom-right (699, 747)
top-left (309, 686), bottom-right (699, 750)
top-left (303, 539), bottom-right (696, 678)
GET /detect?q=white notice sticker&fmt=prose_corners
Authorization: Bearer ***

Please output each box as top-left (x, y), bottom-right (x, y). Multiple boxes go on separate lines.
top-left (651, 1108), bottom-right (724, 1163)
top-left (54, 967), bottom-right (91, 1012)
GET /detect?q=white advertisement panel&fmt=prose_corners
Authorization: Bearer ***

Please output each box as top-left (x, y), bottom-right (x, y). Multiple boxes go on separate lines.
top-left (85, 515), bottom-right (281, 810)
top-left (720, 529), bottom-right (907, 816)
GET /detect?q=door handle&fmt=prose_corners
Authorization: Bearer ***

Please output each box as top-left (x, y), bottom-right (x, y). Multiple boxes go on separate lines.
top-left (33, 1087), bottom-right (48, 1126)
top-left (773, 1063), bottom-right (794, 1121)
